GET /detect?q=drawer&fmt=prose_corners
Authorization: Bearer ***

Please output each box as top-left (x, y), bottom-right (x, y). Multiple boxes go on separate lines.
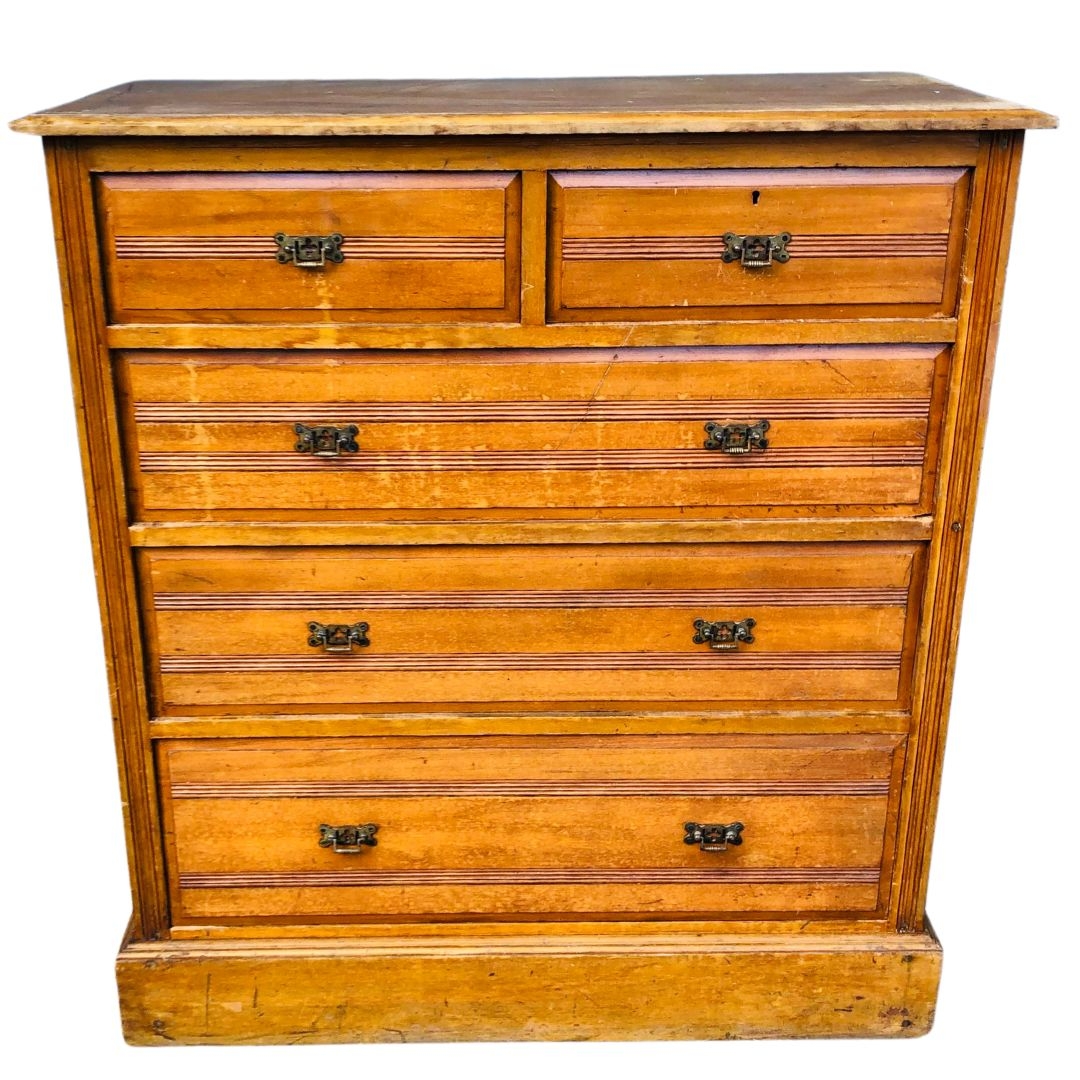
top-left (96, 172), bottom-right (521, 324)
top-left (141, 543), bottom-right (923, 714)
top-left (549, 168), bottom-right (969, 321)
top-left (119, 344), bottom-right (947, 518)
top-left (159, 734), bottom-right (904, 921)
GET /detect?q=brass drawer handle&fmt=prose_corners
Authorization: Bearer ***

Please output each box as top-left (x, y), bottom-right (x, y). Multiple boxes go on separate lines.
top-left (693, 618), bottom-right (756, 651)
top-left (274, 232), bottom-right (345, 268)
top-left (684, 821), bottom-right (744, 852)
top-left (319, 824), bottom-right (378, 854)
top-left (294, 423), bottom-right (360, 457)
top-left (704, 419), bottom-right (770, 454)
top-left (308, 621), bottom-right (370, 652)
top-left (722, 232), bottom-right (791, 268)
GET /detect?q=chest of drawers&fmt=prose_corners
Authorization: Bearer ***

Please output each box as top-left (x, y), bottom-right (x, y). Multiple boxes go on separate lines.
top-left (12, 74), bottom-right (1054, 1044)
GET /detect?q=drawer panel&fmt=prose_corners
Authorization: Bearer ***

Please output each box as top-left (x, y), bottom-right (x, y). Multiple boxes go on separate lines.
top-left (159, 735), bottom-right (903, 920)
top-left (549, 168), bottom-right (968, 321)
top-left (120, 345), bottom-right (947, 518)
top-left (96, 172), bottom-right (521, 324)
top-left (142, 543), bottom-right (923, 713)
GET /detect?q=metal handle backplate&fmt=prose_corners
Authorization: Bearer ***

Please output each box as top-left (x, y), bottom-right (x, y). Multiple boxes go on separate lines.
top-left (274, 232), bottom-right (345, 268)
top-left (693, 618), bottom-right (756, 651)
top-left (722, 232), bottom-right (791, 267)
top-left (294, 423), bottom-right (360, 457)
top-left (308, 621), bottom-right (370, 653)
top-left (319, 824), bottom-right (379, 853)
top-left (704, 420), bottom-right (770, 454)
top-left (684, 821), bottom-right (745, 852)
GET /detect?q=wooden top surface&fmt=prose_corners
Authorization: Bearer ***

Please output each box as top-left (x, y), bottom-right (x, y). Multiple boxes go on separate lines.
top-left (11, 74), bottom-right (1056, 137)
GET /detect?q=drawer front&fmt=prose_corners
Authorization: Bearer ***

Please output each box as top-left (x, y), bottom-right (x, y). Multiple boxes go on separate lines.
top-left (96, 172), bottom-right (521, 324)
top-left (549, 168), bottom-right (968, 321)
top-left (120, 345), bottom-right (946, 518)
top-left (142, 543), bottom-right (923, 713)
top-left (159, 735), bottom-right (904, 920)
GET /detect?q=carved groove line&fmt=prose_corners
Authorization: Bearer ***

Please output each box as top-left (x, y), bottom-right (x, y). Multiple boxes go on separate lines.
top-left (135, 398), bottom-right (932, 423)
top-left (159, 651), bottom-right (902, 673)
top-left (154, 587), bottom-right (909, 611)
top-left (140, 447), bottom-right (925, 472)
top-left (115, 236), bottom-right (505, 259)
top-left (562, 234), bottom-right (949, 260)
top-left (179, 867), bottom-right (882, 889)
top-left (171, 779), bottom-right (892, 799)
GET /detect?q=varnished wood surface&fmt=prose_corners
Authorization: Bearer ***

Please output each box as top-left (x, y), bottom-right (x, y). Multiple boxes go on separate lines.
top-left (129, 518), bottom-right (936, 546)
top-left (12, 74), bottom-right (1055, 136)
top-left (78, 132), bottom-right (986, 172)
top-left (894, 131), bottom-right (1028, 929)
top-left (140, 543), bottom-right (922, 713)
top-left (118, 345), bottom-right (946, 518)
top-left (18, 87), bottom-right (1054, 1043)
top-left (116, 928), bottom-right (941, 1043)
top-left (97, 172), bottom-right (520, 324)
top-left (42, 141), bottom-right (169, 939)
top-left (550, 168), bottom-right (968, 321)
top-left (159, 736), bottom-right (901, 920)
top-left (105, 318), bottom-right (960, 351)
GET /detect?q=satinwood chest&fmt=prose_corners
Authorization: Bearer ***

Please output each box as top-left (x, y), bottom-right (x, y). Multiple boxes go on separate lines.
top-left (11, 73), bottom-right (1056, 1043)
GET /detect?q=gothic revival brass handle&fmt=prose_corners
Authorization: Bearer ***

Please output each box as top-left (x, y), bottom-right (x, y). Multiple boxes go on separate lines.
top-left (684, 822), bottom-right (744, 852)
top-left (319, 824), bottom-right (379, 853)
top-left (308, 621), bottom-right (370, 653)
top-left (693, 618), bottom-right (756, 651)
top-left (704, 419), bottom-right (770, 454)
top-left (274, 232), bottom-right (345, 268)
top-left (294, 423), bottom-right (360, 457)
top-left (722, 232), bottom-right (791, 267)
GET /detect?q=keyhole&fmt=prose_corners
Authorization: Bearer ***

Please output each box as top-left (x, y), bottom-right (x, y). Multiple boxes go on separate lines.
top-left (751, 190), bottom-right (761, 205)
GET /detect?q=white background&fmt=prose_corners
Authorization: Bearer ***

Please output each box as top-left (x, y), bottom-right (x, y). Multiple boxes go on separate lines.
top-left (1, 2), bottom-right (1075, 1075)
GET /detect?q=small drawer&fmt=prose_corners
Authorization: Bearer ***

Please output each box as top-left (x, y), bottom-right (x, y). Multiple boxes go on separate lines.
top-left (141, 542), bottom-right (923, 714)
top-left (119, 344), bottom-right (947, 519)
top-left (548, 167), bottom-right (969, 321)
top-left (96, 172), bottom-right (521, 324)
top-left (159, 734), bottom-right (904, 921)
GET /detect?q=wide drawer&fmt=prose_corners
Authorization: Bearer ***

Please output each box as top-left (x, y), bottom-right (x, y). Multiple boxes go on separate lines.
top-left (96, 172), bottom-right (521, 324)
top-left (141, 543), bottom-right (923, 714)
top-left (549, 167), bottom-right (969, 321)
top-left (119, 344), bottom-right (947, 519)
top-left (159, 734), bottom-right (904, 921)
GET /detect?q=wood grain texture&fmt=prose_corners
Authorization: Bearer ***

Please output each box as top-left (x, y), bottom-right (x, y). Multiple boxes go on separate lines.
top-left (117, 344), bottom-right (946, 518)
top-left (97, 172), bottom-right (521, 325)
top-left (105, 318), bottom-right (958, 350)
top-left (140, 543), bottom-right (921, 712)
top-left (77, 132), bottom-right (985, 173)
top-left (548, 168), bottom-right (968, 321)
top-left (894, 132), bottom-right (1027, 929)
top-left (129, 518), bottom-right (935, 546)
top-left (43, 139), bottom-right (168, 939)
top-left (12, 73), bottom-right (1055, 135)
top-left (115, 928), bottom-right (941, 1043)
top-left (18, 81), bottom-right (1054, 1042)
top-left (158, 734), bottom-right (900, 920)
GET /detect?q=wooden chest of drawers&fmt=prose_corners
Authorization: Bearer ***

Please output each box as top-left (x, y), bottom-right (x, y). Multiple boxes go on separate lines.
top-left (12, 74), bottom-right (1055, 1044)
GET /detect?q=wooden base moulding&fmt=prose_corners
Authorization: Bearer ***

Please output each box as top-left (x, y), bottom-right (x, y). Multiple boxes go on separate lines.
top-left (116, 925), bottom-right (942, 1044)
